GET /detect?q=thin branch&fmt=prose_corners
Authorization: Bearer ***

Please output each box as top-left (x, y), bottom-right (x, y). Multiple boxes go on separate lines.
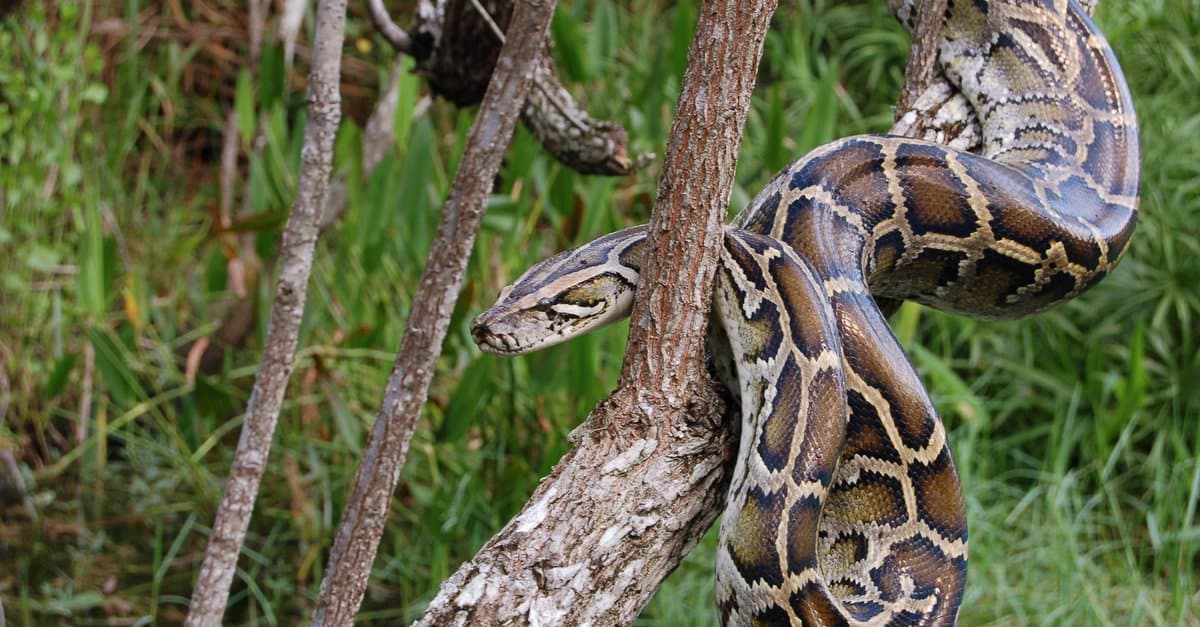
top-left (279, 0), bottom-right (306, 68)
top-left (367, 0), bottom-right (412, 53)
top-left (308, 1), bottom-right (558, 623)
top-left (399, 0), bottom-right (644, 175)
top-left (2, 342), bottom-right (36, 526)
top-left (415, 0), bottom-right (778, 623)
top-left (76, 342), bottom-right (93, 445)
top-left (469, 0), bottom-right (507, 41)
top-left (248, 0), bottom-right (266, 63)
top-left (184, 0), bottom-right (348, 624)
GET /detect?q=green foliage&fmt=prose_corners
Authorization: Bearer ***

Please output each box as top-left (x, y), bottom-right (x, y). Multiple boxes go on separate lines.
top-left (1, 0), bottom-right (1197, 625)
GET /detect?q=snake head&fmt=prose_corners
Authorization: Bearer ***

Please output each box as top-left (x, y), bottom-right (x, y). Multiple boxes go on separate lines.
top-left (472, 227), bottom-right (647, 355)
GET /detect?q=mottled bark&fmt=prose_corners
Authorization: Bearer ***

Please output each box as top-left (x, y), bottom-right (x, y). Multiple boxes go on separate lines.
top-left (309, 1), bottom-right (558, 624)
top-left (413, 0), bottom-right (778, 624)
top-left (184, 1), bottom-right (347, 625)
top-left (402, 0), bottom-right (641, 175)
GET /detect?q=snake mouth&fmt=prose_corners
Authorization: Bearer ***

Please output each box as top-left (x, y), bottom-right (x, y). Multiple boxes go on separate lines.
top-left (472, 310), bottom-right (573, 356)
top-left (471, 313), bottom-right (539, 355)
top-left (471, 317), bottom-right (514, 354)
top-left (473, 330), bottom-right (523, 355)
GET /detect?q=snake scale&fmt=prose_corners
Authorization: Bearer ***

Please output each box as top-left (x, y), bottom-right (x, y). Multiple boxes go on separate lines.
top-left (471, 0), bottom-right (1140, 624)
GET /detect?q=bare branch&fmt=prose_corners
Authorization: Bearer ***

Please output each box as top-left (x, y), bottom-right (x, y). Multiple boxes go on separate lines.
top-left (279, 0), bottom-right (305, 68)
top-left (184, 0), bottom-right (348, 624)
top-left (406, 0), bottom-right (645, 175)
top-left (309, 1), bottom-right (559, 623)
top-left (367, 0), bottom-right (412, 53)
top-left (415, 0), bottom-right (778, 622)
top-left (520, 55), bottom-right (640, 175)
top-left (468, 0), bottom-right (507, 41)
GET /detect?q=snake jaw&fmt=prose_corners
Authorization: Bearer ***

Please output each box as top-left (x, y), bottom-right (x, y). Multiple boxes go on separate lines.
top-left (471, 307), bottom-right (569, 355)
top-left (472, 306), bottom-right (539, 355)
top-left (471, 288), bottom-right (634, 355)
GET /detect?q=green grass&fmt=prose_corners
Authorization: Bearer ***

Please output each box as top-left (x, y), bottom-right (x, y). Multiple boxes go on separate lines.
top-left (1, 0), bottom-right (1197, 625)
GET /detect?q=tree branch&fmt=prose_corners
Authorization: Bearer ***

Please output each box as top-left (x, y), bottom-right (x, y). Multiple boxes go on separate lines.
top-left (414, 0), bottom-right (778, 623)
top-left (367, 0), bottom-right (412, 53)
top-left (308, 1), bottom-right (559, 623)
top-left (184, 1), bottom-right (347, 624)
top-left (400, 0), bottom-right (644, 175)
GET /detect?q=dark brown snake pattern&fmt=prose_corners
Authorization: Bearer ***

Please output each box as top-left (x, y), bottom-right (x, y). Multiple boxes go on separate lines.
top-left (471, 0), bottom-right (1140, 624)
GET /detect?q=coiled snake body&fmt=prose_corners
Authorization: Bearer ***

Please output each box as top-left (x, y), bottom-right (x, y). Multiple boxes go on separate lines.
top-left (472, 0), bottom-right (1139, 624)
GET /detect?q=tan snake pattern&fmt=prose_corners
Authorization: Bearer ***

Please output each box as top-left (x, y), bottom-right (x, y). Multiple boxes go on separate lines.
top-left (471, 0), bottom-right (1140, 624)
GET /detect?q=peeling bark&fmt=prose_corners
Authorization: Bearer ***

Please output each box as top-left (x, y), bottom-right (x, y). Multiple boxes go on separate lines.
top-left (184, 1), bottom-right (347, 625)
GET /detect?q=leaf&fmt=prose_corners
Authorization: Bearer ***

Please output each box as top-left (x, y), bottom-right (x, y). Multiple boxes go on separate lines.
top-left (235, 68), bottom-right (256, 146)
top-left (763, 85), bottom-right (787, 173)
top-left (439, 357), bottom-right (494, 443)
top-left (41, 352), bottom-right (77, 398)
top-left (24, 243), bottom-right (61, 272)
top-left (259, 44), bottom-right (286, 109)
top-left (80, 83), bottom-right (108, 104)
top-left (796, 66), bottom-right (840, 154)
top-left (77, 205), bottom-right (106, 319)
top-left (86, 326), bottom-right (139, 408)
top-left (551, 9), bottom-right (590, 81)
top-left (392, 56), bottom-right (420, 150)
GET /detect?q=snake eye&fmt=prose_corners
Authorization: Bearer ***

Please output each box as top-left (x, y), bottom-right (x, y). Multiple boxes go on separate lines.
top-left (537, 297), bottom-right (553, 308)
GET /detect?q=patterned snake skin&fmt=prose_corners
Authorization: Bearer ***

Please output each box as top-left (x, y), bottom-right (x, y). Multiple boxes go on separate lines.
top-left (471, 0), bottom-right (1140, 624)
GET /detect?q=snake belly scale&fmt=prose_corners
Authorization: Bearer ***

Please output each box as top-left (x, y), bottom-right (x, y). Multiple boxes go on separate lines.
top-left (471, 0), bottom-right (1140, 624)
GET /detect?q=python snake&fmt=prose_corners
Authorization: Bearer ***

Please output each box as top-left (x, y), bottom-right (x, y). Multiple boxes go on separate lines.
top-left (471, 0), bottom-right (1140, 624)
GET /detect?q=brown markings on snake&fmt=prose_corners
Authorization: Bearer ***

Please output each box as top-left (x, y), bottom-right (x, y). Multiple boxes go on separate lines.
top-left (472, 1), bottom-right (1140, 624)
top-left (911, 449), bottom-right (968, 537)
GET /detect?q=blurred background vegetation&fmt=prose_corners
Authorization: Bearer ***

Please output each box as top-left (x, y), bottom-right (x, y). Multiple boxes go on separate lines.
top-left (1, 0), bottom-right (1197, 624)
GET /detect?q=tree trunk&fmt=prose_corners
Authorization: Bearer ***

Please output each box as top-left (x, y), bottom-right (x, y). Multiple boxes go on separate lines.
top-left (414, 0), bottom-right (780, 623)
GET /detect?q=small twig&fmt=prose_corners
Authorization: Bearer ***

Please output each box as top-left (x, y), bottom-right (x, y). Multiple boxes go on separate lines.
top-left (219, 111), bottom-right (238, 229)
top-left (0, 449), bottom-right (35, 524)
top-left (469, 0), bottom-right (507, 41)
top-left (185, 0), bottom-right (348, 624)
top-left (309, 1), bottom-right (558, 623)
top-left (279, 0), bottom-right (306, 68)
top-left (248, 0), bottom-right (266, 63)
top-left (0, 347), bottom-right (36, 525)
top-left (367, 0), bottom-right (412, 52)
top-left (76, 342), bottom-right (94, 445)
